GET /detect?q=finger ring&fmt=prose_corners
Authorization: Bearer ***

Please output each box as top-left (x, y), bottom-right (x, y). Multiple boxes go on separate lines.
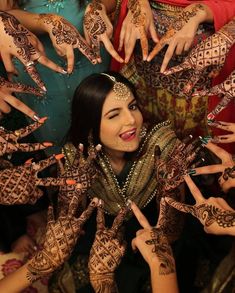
top-left (25, 61), bottom-right (34, 67)
top-left (35, 54), bottom-right (42, 62)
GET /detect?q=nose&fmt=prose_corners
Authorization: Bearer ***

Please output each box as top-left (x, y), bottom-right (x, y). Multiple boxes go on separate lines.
top-left (123, 109), bottom-right (135, 125)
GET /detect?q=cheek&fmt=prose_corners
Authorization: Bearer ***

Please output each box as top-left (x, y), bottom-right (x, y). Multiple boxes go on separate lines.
top-left (100, 122), bottom-right (116, 144)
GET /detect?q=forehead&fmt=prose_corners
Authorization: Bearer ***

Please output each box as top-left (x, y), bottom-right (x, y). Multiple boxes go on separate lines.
top-left (102, 90), bottom-right (135, 112)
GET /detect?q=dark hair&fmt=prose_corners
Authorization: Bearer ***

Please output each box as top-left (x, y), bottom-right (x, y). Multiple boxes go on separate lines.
top-left (67, 71), bottom-right (139, 153)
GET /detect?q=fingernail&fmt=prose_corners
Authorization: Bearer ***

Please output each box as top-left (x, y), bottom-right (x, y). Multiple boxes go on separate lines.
top-left (33, 114), bottom-right (40, 121)
top-left (210, 136), bottom-right (220, 143)
top-left (96, 144), bottom-right (102, 151)
top-left (187, 169), bottom-right (196, 175)
top-left (55, 154), bottom-right (64, 160)
top-left (61, 69), bottom-right (67, 74)
top-left (39, 117), bottom-right (48, 123)
top-left (43, 142), bottom-right (53, 147)
top-left (126, 199), bottom-right (132, 208)
top-left (42, 86), bottom-right (47, 92)
top-left (98, 199), bottom-right (103, 207)
top-left (66, 179), bottom-right (76, 185)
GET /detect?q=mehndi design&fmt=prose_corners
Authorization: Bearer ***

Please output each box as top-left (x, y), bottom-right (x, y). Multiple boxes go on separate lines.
top-left (88, 205), bottom-right (128, 293)
top-left (0, 12), bottom-right (46, 89)
top-left (0, 154), bottom-right (75, 205)
top-left (39, 14), bottom-right (97, 64)
top-left (26, 197), bottom-right (99, 282)
top-left (164, 18), bottom-right (235, 93)
top-left (0, 118), bottom-right (51, 156)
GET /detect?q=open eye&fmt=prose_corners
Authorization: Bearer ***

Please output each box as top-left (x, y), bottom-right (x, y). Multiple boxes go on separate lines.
top-left (129, 103), bottom-right (138, 110)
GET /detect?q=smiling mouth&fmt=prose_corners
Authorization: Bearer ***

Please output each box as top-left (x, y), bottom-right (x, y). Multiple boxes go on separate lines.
top-left (119, 129), bottom-right (137, 141)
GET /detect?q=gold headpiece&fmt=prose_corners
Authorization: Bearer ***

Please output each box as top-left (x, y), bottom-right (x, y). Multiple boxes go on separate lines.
top-left (101, 73), bottom-right (131, 101)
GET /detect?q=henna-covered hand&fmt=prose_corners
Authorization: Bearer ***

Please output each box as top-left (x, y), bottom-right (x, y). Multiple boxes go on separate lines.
top-left (0, 117), bottom-right (52, 156)
top-left (163, 17), bottom-right (235, 93)
top-left (83, 1), bottom-right (123, 63)
top-left (119, 0), bottom-right (158, 63)
top-left (88, 204), bottom-right (128, 293)
top-left (26, 197), bottom-right (99, 282)
top-left (147, 3), bottom-right (206, 68)
top-left (210, 121), bottom-right (235, 144)
top-left (58, 143), bottom-right (101, 213)
top-left (0, 11), bottom-right (65, 90)
top-left (165, 176), bottom-right (235, 236)
top-left (131, 200), bottom-right (176, 276)
top-left (39, 14), bottom-right (98, 74)
top-left (194, 69), bottom-right (235, 122)
top-left (192, 142), bottom-right (235, 192)
top-left (0, 154), bottom-right (76, 205)
top-left (155, 137), bottom-right (201, 191)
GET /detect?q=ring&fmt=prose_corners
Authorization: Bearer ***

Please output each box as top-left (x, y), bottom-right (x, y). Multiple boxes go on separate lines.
top-left (25, 61), bottom-right (34, 67)
top-left (34, 53), bottom-right (42, 62)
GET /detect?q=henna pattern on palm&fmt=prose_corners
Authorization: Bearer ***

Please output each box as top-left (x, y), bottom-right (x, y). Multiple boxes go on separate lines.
top-left (145, 227), bottom-right (175, 275)
top-left (0, 154), bottom-right (75, 205)
top-left (39, 14), bottom-right (97, 64)
top-left (0, 12), bottom-right (45, 89)
top-left (148, 4), bottom-right (204, 61)
top-left (83, 1), bottom-right (107, 57)
top-left (58, 144), bottom-right (99, 213)
top-left (166, 197), bottom-right (235, 229)
top-left (0, 118), bottom-right (50, 156)
top-left (26, 197), bottom-right (98, 282)
top-left (89, 205), bottom-right (128, 292)
top-left (155, 138), bottom-right (200, 191)
top-left (164, 18), bottom-right (235, 93)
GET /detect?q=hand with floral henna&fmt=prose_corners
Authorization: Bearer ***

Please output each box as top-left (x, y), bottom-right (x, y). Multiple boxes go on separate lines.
top-left (0, 11), bottom-right (65, 90)
top-left (0, 75), bottom-right (43, 120)
top-left (191, 142), bottom-right (235, 193)
top-left (194, 69), bottom-right (235, 122)
top-left (0, 154), bottom-right (76, 205)
top-left (147, 3), bottom-right (213, 68)
top-left (131, 200), bottom-right (178, 293)
top-left (119, 0), bottom-right (158, 63)
top-left (0, 117), bottom-right (52, 156)
top-left (165, 176), bottom-right (235, 236)
top-left (38, 14), bottom-right (98, 74)
top-left (163, 17), bottom-right (235, 94)
top-left (88, 203), bottom-right (129, 293)
top-left (209, 121), bottom-right (235, 144)
top-left (58, 143), bottom-right (101, 213)
top-left (83, 0), bottom-right (123, 64)
top-left (155, 137), bottom-right (200, 192)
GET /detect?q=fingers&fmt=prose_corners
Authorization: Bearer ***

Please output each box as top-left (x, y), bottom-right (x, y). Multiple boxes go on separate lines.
top-left (204, 142), bottom-right (232, 162)
top-left (163, 61), bottom-right (190, 75)
top-left (17, 141), bottom-right (53, 152)
top-left (149, 22), bottom-right (159, 43)
top-left (77, 197), bottom-right (99, 227)
top-left (160, 41), bottom-right (176, 73)
top-left (7, 81), bottom-right (44, 96)
top-left (65, 46), bottom-right (74, 74)
top-left (131, 201), bottom-right (151, 229)
top-left (47, 205), bottom-right (55, 223)
top-left (1, 52), bottom-right (18, 77)
top-left (102, 37), bottom-right (124, 63)
top-left (36, 153), bottom-right (64, 172)
top-left (14, 117), bottom-right (47, 139)
top-left (147, 41), bottom-right (165, 62)
top-left (214, 135), bottom-right (235, 144)
top-left (139, 28), bottom-right (148, 61)
top-left (67, 195), bottom-right (80, 216)
top-left (184, 175), bottom-right (205, 203)
top-left (193, 84), bottom-right (220, 97)
top-left (96, 204), bottom-right (105, 231)
top-left (25, 63), bottom-right (46, 91)
top-left (36, 177), bottom-right (76, 187)
top-left (165, 197), bottom-right (195, 214)
top-left (194, 164), bottom-right (224, 175)
top-left (110, 204), bottom-right (130, 237)
top-left (124, 33), bottom-right (136, 64)
top-left (183, 71), bottom-right (200, 94)
top-left (0, 96), bottom-right (11, 113)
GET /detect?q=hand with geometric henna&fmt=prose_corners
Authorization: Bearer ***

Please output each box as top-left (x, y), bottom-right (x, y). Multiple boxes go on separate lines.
top-left (163, 17), bottom-right (235, 94)
top-left (88, 204), bottom-right (129, 293)
top-left (0, 12), bottom-right (66, 90)
top-left (194, 69), bottom-right (235, 122)
top-left (192, 142), bottom-right (235, 193)
top-left (165, 176), bottom-right (235, 236)
top-left (155, 137), bottom-right (200, 192)
top-left (210, 121), bottom-right (235, 144)
top-left (26, 196), bottom-right (99, 283)
top-left (58, 143), bottom-right (101, 213)
top-left (131, 200), bottom-right (178, 293)
top-left (84, 1), bottom-right (123, 64)
top-left (0, 154), bottom-right (76, 205)
top-left (38, 14), bottom-right (98, 74)
top-left (119, 0), bottom-right (158, 63)
top-left (0, 117), bottom-right (52, 156)
top-left (0, 76), bottom-right (43, 120)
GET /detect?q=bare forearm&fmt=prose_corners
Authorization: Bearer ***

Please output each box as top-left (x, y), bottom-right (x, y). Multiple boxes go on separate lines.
top-left (150, 261), bottom-right (179, 293)
top-left (0, 263), bottom-right (31, 293)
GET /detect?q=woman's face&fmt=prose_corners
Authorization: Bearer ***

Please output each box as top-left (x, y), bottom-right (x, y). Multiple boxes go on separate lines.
top-left (100, 89), bottom-right (143, 157)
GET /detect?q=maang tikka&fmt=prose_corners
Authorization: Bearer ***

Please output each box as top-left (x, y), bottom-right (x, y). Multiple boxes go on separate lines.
top-left (101, 73), bottom-right (131, 101)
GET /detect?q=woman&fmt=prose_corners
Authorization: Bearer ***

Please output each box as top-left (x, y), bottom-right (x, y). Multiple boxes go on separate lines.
top-left (49, 71), bottom-right (196, 292)
top-left (1, 0), bottom-right (110, 154)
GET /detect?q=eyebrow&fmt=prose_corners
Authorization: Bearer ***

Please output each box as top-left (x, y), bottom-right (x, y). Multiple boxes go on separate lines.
top-left (104, 98), bottom-right (136, 116)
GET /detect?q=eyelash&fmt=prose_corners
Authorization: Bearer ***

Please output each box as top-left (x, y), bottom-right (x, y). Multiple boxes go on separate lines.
top-left (108, 103), bottom-right (138, 119)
